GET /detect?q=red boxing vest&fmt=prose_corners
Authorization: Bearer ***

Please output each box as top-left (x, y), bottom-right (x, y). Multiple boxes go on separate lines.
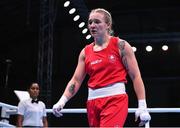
top-left (85, 37), bottom-right (127, 89)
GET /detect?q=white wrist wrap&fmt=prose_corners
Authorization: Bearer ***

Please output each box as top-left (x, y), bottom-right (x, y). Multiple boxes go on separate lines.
top-left (52, 95), bottom-right (68, 117)
top-left (135, 99), bottom-right (151, 126)
top-left (138, 99), bottom-right (147, 108)
top-left (57, 95), bottom-right (68, 106)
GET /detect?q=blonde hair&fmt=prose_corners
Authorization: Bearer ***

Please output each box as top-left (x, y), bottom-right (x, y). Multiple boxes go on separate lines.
top-left (89, 8), bottom-right (113, 35)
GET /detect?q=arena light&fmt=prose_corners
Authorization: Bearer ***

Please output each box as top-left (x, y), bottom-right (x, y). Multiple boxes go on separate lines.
top-left (86, 34), bottom-right (91, 40)
top-left (64, 1), bottom-right (70, 7)
top-left (69, 8), bottom-right (76, 14)
top-left (82, 28), bottom-right (88, 34)
top-left (146, 45), bottom-right (153, 52)
top-left (132, 46), bottom-right (137, 52)
top-left (73, 15), bottom-right (80, 21)
top-left (162, 45), bottom-right (168, 51)
top-left (78, 22), bottom-right (85, 28)
top-left (63, 1), bottom-right (90, 40)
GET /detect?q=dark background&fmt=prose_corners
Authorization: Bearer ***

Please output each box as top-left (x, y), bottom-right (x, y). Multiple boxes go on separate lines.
top-left (0, 0), bottom-right (180, 127)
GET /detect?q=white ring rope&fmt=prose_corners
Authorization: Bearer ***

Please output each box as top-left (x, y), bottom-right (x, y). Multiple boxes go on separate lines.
top-left (1, 102), bottom-right (180, 114)
top-left (0, 121), bottom-right (15, 127)
top-left (1, 102), bottom-right (180, 128)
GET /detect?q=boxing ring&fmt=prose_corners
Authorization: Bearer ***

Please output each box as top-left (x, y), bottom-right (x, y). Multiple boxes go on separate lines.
top-left (1, 102), bottom-right (180, 127)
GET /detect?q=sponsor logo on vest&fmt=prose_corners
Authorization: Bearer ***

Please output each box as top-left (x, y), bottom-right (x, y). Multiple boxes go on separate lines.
top-left (90, 59), bottom-right (102, 65)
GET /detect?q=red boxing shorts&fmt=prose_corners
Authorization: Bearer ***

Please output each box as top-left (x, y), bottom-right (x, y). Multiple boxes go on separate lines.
top-left (86, 94), bottom-right (128, 127)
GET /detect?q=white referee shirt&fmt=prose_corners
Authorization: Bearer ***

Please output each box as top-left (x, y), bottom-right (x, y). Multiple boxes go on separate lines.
top-left (17, 98), bottom-right (47, 126)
